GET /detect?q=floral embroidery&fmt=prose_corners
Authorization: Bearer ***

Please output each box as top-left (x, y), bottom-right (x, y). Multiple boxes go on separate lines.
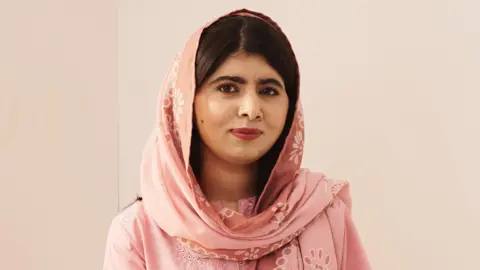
top-left (161, 92), bottom-right (181, 144)
top-left (235, 248), bottom-right (260, 260)
top-left (174, 240), bottom-right (209, 269)
top-left (273, 239), bottom-right (299, 270)
top-left (162, 54), bottom-right (180, 107)
top-left (269, 231), bottom-right (299, 253)
top-left (285, 105), bottom-right (305, 165)
top-left (271, 202), bottom-right (290, 225)
top-left (171, 86), bottom-right (184, 123)
top-left (173, 229), bottom-right (308, 269)
top-left (176, 229), bottom-right (305, 263)
top-left (162, 114), bottom-right (179, 139)
top-left (218, 208), bottom-right (236, 220)
top-left (289, 130), bottom-right (303, 165)
top-left (174, 240), bottom-right (237, 269)
top-left (303, 248), bottom-right (331, 270)
top-left (176, 238), bottom-right (230, 260)
top-left (168, 53), bottom-right (181, 88)
top-left (161, 53), bottom-right (183, 142)
top-left (297, 106), bottom-right (305, 129)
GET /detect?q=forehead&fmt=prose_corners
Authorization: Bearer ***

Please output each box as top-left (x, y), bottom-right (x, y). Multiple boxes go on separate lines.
top-left (209, 52), bottom-right (283, 81)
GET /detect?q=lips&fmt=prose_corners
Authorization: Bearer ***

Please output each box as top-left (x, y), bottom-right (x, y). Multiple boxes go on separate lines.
top-left (231, 128), bottom-right (262, 140)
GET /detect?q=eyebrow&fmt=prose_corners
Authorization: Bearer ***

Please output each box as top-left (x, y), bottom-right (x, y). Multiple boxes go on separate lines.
top-left (209, 75), bottom-right (284, 89)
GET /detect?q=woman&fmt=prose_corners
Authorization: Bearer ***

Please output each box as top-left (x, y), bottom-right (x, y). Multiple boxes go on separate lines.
top-left (103, 9), bottom-right (371, 270)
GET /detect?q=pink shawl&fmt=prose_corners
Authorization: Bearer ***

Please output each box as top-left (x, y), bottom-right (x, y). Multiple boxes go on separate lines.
top-left (139, 9), bottom-right (370, 269)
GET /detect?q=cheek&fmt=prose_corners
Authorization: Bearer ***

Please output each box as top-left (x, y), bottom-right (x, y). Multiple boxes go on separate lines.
top-left (194, 96), bottom-right (231, 128)
top-left (266, 98), bottom-right (289, 129)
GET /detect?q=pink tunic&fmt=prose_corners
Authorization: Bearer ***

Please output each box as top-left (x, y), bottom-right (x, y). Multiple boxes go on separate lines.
top-left (104, 198), bottom-right (261, 270)
top-left (103, 196), bottom-right (369, 269)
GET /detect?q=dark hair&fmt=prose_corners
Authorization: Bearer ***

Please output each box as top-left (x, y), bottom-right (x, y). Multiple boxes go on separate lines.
top-left (128, 13), bottom-right (299, 208)
top-left (190, 14), bottom-right (299, 196)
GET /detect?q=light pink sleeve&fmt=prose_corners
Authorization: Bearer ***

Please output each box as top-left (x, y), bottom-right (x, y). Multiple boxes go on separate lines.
top-left (342, 206), bottom-right (371, 270)
top-left (103, 214), bottom-right (146, 270)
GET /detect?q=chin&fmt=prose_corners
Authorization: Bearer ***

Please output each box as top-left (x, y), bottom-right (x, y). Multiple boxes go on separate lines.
top-left (224, 156), bottom-right (259, 165)
top-left (226, 153), bottom-right (263, 165)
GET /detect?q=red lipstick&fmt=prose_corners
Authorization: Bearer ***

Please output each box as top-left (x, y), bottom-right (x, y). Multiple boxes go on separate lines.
top-left (231, 128), bottom-right (262, 140)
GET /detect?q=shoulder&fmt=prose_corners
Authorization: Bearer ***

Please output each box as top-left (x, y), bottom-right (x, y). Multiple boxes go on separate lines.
top-left (106, 201), bottom-right (149, 251)
top-left (112, 201), bottom-right (147, 228)
top-left (103, 202), bottom-right (151, 268)
top-left (302, 169), bottom-right (352, 208)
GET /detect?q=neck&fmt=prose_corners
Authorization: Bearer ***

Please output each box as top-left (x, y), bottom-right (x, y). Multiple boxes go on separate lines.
top-left (198, 146), bottom-right (257, 202)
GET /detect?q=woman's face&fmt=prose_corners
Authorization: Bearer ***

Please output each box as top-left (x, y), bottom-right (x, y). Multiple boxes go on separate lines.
top-left (194, 52), bottom-right (289, 165)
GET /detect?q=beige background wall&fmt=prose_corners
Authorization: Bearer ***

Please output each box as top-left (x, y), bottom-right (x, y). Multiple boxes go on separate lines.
top-left (1, 0), bottom-right (479, 269)
top-left (0, 1), bottom-right (118, 269)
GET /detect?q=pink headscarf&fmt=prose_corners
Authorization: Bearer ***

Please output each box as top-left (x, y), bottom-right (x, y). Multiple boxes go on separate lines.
top-left (140, 9), bottom-right (370, 269)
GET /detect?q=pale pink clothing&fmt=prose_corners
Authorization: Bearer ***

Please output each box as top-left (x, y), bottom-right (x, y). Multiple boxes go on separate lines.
top-left (103, 8), bottom-right (370, 270)
top-left (104, 196), bottom-right (368, 269)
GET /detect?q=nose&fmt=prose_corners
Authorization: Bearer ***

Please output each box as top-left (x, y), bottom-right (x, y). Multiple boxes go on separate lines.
top-left (238, 92), bottom-right (262, 121)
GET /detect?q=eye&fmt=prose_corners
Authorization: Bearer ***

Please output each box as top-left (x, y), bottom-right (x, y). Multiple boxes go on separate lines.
top-left (260, 87), bottom-right (279, 96)
top-left (217, 84), bottom-right (238, 93)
